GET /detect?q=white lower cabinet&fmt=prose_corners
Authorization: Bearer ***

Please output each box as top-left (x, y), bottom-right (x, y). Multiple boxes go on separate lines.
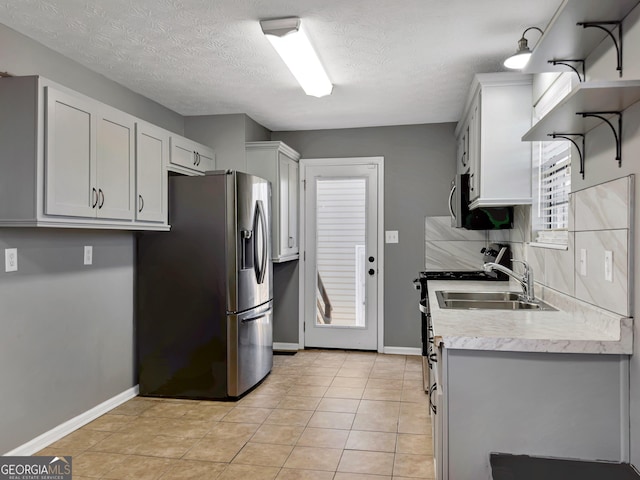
top-left (246, 141), bottom-right (300, 262)
top-left (169, 135), bottom-right (215, 174)
top-left (435, 347), bottom-right (627, 480)
top-left (136, 122), bottom-right (168, 223)
top-left (0, 75), bottom-right (168, 230)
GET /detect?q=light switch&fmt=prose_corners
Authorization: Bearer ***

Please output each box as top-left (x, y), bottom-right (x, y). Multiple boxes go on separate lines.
top-left (5, 248), bottom-right (17, 272)
top-left (84, 246), bottom-right (93, 265)
top-left (385, 230), bottom-right (399, 244)
top-left (579, 248), bottom-right (587, 276)
top-left (604, 250), bottom-right (613, 282)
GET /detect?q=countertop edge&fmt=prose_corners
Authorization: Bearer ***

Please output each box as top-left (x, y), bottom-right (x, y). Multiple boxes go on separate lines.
top-left (429, 280), bottom-right (633, 355)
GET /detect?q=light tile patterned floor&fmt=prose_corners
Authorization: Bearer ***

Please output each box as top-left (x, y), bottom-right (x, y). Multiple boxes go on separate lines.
top-left (37, 350), bottom-right (433, 479)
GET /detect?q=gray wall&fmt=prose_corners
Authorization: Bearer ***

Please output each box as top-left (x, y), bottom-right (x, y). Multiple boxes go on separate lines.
top-left (0, 23), bottom-right (183, 134)
top-left (272, 124), bottom-right (457, 348)
top-left (0, 230), bottom-right (134, 454)
top-left (245, 115), bottom-right (272, 142)
top-left (183, 114), bottom-right (272, 171)
top-left (184, 114), bottom-right (246, 171)
top-left (572, 4), bottom-right (640, 465)
top-left (0, 23), bottom-right (184, 454)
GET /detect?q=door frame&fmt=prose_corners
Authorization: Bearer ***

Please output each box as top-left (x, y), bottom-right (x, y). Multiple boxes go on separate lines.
top-left (298, 156), bottom-right (385, 353)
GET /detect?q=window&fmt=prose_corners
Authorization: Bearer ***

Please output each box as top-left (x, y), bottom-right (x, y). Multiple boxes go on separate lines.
top-left (532, 74), bottom-right (575, 247)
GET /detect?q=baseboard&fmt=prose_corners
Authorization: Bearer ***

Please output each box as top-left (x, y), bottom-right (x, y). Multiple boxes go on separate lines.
top-left (4, 385), bottom-right (139, 456)
top-left (383, 346), bottom-right (421, 356)
top-left (273, 342), bottom-right (299, 352)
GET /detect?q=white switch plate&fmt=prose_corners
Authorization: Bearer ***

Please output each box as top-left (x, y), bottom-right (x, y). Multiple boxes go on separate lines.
top-left (385, 230), bottom-right (399, 244)
top-left (5, 248), bottom-right (17, 272)
top-left (604, 250), bottom-right (613, 283)
top-left (84, 246), bottom-right (93, 265)
top-left (579, 248), bottom-right (587, 276)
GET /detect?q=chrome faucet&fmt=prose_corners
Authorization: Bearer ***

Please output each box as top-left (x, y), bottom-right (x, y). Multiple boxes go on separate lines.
top-left (483, 259), bottom-right (536, 302)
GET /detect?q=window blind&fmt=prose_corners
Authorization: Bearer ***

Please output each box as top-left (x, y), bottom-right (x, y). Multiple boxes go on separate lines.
top-left (532, 74), bottom-right (573, 245)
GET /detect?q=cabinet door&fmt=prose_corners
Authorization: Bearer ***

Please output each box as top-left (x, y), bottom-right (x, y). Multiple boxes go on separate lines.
top-left (278, 154), bottom-right (290, 258)
top-left (96, 108), bottom-right (135, 220)
top-left (136, 122), bottom-right (168, 223)
top-left (45, 87), bottom-right (96, 218)
top-left (468, 95), bottom-right (481, 202)
top-left (278, 154), bottom-right (299, 259)
top-left (195, 144), bottom-right (215, 172)
top-left (169, 136), bottom-right (197, 170)
top-left (287, 160), bottom-right (299, 254)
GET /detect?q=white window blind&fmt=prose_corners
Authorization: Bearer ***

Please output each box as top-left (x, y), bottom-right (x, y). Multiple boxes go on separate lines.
top-left (532, 74), bottom-right (574, 246)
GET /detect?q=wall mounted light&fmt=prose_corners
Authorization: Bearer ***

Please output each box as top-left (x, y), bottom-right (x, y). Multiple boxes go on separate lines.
top-left (260, 17), bottom-right (333, 98)
top-left (503, 27), bottom-right (543, 70)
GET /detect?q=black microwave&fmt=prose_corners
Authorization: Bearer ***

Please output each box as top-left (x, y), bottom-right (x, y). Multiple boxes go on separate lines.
top-left (449, 174), bottom-right (513, 230)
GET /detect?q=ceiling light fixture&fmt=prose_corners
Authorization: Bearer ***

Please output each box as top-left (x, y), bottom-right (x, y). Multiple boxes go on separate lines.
top-left (260, 17), bottom-right (333, 98)
top-left (503, 27), bottom-right (543, 70)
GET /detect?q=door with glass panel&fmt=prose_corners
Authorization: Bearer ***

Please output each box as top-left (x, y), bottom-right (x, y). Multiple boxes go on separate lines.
top-left (303, 162), bottom-right (378, 350)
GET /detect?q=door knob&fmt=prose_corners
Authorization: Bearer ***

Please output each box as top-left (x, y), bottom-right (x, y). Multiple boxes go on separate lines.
top-left (368, 269), bottom-right (375, 276)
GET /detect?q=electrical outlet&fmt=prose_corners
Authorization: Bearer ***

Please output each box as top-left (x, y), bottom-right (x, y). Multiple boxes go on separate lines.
top-left (5, 248), bottom-right (17, 272)
top-left (604, 250), bottom-right (613, 283)
top-left (84, 246), bottom-right (93, 265)
top-left (385, 230), bottom-right (399, 244)
top-left (579, 248), bottom-right (587, 276)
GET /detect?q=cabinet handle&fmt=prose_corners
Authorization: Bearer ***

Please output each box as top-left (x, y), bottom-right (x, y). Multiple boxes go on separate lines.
top-left (193, 150), bottom-right (197, 165)
top-left (138, 195), bottom-right (144, 213)
top-left (196, 152), bottom-right (201, 166)
top-left (288, 236), bottom-right (294, 248)
top-left (469, 173), bottom-right (474, 192)
top-left (98, 189), bottom-right (105, 209)
top-left (92, 188), bottom-right (98, 208)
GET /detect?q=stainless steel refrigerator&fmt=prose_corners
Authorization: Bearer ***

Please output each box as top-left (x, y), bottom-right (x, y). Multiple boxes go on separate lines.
top-left (136, 170), bottom-right (273, 399)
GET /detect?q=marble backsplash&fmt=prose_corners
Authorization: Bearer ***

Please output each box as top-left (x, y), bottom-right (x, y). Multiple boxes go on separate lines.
top-left (424, 216), bottom-right (508, 270)
top-left (518, 175), bottom-right (634, 317)
top-left (426, 175), bottom-right (633, 317)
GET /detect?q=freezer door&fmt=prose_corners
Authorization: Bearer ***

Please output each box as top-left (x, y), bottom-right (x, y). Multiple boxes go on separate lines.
top-left (233, 171), bottom-right (272, 313)
top-left (227, 301), bottom-right (273, 397)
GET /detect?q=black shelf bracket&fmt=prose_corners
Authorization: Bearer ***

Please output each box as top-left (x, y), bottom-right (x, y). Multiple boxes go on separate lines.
top-left (577, 21), bottom-right (623, 77)
top-left (547, 59), bottom-right (585, 82)
top-left (576, 111), bottom-right (623, 166)
top-left (549, 133), bottom-right (585, 179)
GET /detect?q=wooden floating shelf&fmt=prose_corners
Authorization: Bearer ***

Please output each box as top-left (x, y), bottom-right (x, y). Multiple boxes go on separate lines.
top-left (524, 0), bottom-right (640, 75)
top-left (522, 80), bottom-right (640, 141)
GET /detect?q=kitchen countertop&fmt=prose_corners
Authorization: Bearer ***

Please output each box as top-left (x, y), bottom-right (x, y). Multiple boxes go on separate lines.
top-left (428, 279), bottom-right (633, 354)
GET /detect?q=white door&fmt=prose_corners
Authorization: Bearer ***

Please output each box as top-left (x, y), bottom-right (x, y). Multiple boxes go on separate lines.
top-left (302, 159), bottom-right (382, 351)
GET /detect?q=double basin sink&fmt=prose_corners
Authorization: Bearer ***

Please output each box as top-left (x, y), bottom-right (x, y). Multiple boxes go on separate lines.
top-left (435, 291), bottom-right (556, 311)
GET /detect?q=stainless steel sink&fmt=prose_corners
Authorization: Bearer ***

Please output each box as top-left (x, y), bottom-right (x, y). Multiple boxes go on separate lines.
top-left (435, 291), bottom-right (557, 311)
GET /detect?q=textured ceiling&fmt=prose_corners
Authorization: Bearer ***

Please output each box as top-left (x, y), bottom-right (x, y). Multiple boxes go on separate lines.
top-left (0, 0), bottom-right (562, 131)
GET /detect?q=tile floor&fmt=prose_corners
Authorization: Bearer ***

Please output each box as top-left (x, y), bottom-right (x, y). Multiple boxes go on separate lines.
top-left (37, 350), bottom-right (433, 479)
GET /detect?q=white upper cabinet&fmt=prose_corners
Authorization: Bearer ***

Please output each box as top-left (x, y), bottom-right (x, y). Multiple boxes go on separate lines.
top-left (136, 121), bottom-right (168, 223)
top-left (0, 75), bottom-right (169, 230)
top-left (95, 107), bottom-right (135, 220)
top-left (456, 73), bottom-right (533, 209)
top-left (45, 87), bottom-right (96, 218)
top-left (45, 88), bottom-right (135, 221)
top-left (169, 135), bottom-right (215, 174)
top-left (246, 141), bottom-right (301, 262)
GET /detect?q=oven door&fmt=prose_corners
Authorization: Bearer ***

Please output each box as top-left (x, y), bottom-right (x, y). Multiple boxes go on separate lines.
top-left (419, 299), bottom-right (433, 392)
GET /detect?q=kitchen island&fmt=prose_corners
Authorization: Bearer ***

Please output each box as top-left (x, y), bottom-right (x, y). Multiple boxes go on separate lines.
top-left (427, 279), bottom-right (632, 480)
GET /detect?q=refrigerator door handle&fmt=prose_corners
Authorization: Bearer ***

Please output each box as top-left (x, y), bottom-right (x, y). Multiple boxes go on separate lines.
top-left (241, 313), bottom-right (267, 323)
top-left (254, 200), bottom-right (268, 285)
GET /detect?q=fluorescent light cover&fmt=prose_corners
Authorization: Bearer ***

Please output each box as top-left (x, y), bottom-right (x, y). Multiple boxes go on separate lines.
top-left (261, 18), bottom-right (333, 97)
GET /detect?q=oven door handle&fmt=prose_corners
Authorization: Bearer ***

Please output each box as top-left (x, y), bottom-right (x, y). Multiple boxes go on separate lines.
top-left (419, 300), bottom-right (429, 314)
